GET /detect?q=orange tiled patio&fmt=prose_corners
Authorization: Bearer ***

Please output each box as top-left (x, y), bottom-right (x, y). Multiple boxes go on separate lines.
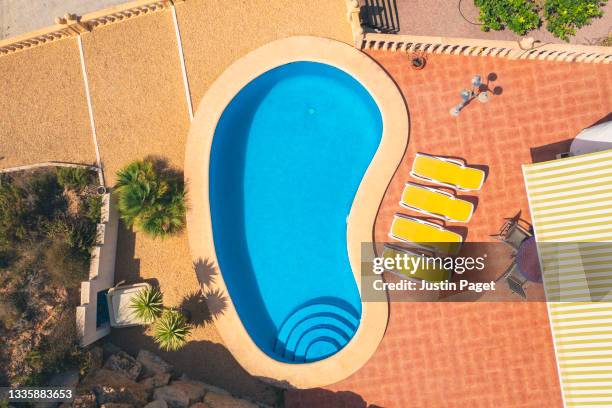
top-left (286, 52), bottom-right (612, 407)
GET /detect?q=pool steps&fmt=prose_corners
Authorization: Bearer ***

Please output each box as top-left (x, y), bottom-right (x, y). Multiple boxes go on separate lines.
top-left (273, 302), bottom-right (360, 362)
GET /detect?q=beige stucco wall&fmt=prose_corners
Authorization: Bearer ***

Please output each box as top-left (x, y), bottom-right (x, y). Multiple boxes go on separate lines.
top-left (0, 38), bottom-right (96, 169)
top-left (175, 0), bottom-right (353, 108)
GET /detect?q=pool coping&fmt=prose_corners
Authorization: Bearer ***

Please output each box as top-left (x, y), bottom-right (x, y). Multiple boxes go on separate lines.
top-left (184, 36), bottom-right (408, 388)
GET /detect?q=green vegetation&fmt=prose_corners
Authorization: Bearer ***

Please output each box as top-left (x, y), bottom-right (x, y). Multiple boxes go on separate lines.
top-left (599, 32), bottom-right (612, 46)
top-left (473, 0), bottom-right (607, 41)
top-left (0, 167), bottom-right (101, 386)
top-left (474, 0), bottom-right (541, 35)
top-left (153, 309), bottom-right (192, 351)
top-left (130, 287), bottom-right (164, 323)
top-left (115, 160), bottom-right (186, 238)
top-left (545, 0), bottom-right (607, 41)
top-left (57, 167), bottom-right (94, 192)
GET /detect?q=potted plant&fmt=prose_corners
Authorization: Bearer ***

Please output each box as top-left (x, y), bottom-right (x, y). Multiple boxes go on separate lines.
top-left (129, 286), bottom-right (164, 324)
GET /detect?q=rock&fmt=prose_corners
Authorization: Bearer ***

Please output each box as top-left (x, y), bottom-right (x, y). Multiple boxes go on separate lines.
top-left (104, 351), bottom-right (142, 381)
top-left (203, 392), bottom-right (257, 408)
top-left (137, 350), bottom-right (173, 377)
top-left (152, 386), bottom-right (189, 408)
top-left (81, 369), bottom-right (148, 407)
top-left (100, 404), bottom-right (134, 408)
top-left (178, 376), bottom-right (228, 397)
top-left (72, 391), bottom-right (97, 408)
top-left (153, 380), bottom-right (207, 408)
top-left (144, 401), bottom-right (168, 408)
top-left (102, 342), bottom-right (122, 359)
top-left (189, 404), bottom-right (210, 408)
top-left (140, 373), bottom-right (171, 395)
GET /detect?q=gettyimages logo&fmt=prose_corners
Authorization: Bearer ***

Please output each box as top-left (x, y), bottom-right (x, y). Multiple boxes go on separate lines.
top-left (372, 252), bottom-right (486, 275)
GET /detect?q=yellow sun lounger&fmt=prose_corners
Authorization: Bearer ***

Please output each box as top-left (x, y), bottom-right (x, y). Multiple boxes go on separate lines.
top-left (400, 182), bottom-right (474, 223)
top-left (411, 153), bottom-right (485, 191)
top-left (388, 214), bottom-right (462, 255)
top-left (382, 244), bottom-right (451, 282)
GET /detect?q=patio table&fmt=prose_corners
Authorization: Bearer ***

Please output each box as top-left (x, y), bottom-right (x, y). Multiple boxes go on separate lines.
top-left (516, 236), bottom-right (542, 282)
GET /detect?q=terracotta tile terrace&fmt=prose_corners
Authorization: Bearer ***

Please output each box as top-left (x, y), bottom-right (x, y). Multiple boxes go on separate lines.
top-left (286, 52), bottom-right (612, 407)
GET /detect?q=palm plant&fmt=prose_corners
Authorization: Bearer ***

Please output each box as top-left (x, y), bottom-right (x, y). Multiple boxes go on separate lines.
top-left (114, 160), bottom-right (186, 237)
top-left (130, 287), bottom-right (163, 323)
top-left (153, 309), bottom-right (192, 351)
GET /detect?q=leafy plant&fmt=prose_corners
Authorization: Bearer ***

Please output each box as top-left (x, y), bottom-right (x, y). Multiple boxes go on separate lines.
top-left (83, 195), bottom-right (103, 224)
top-left (28, 173), bottom-right (66, 222)
top-left (130, 287), bottom-right (164, 323)
top-left (0, 247), bottom-right (18, 269)
top-left (474, 0), bottom-right (541, 35)
top-left (153, 309), bottom-right (191, 351)
top-left (115, 160), bottom-right (186, 238)
top-left (545, 0), bottom-right (607, 41)
top-left (0, 179), bottom-right (30, 244)
top-left (56, 167), bottom-right (92, 192)
top-left (599, 32), bottom-right (612, 46)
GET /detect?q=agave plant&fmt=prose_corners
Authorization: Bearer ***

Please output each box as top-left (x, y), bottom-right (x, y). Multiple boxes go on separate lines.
top-left (130, 287), bottom-right (163, 323)
top-left (153, 309), bottom-right (192, 351)
top-left (114, 160), bottom-right (186, 237)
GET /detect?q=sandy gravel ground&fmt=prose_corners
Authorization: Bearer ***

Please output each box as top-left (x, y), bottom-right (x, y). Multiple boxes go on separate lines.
top-left (0, 38), bottom-right (96, 169)
top-left (175, 0), bottom-right (353, 108)
top-left (80, 10), bottom-right (191, 184)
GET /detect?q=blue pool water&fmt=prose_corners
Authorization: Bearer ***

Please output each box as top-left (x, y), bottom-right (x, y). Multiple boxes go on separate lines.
top-left (209, 62), bottom-right (383, 363)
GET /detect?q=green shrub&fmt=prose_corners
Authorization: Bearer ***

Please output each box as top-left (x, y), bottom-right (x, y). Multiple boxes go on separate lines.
top-left (545, 0), bottom-right (606, 41)
top-left (153, 309), bottom-right (191, 351)
top-left (115, 160), bottom-right (186, 238)
top-left (66, 219), bottom-right (97, 257)
top-left (28, 173), bottom-right (66, 223)
top-left (0, 247), bottom-right (19, 269)
top-left (83, 195), bottom-right (103, 224)
top-left (43, 240), bottom-right (89, 288)
top-left (56, 167), bottom-right (93, 191)
top-left (130, 287), bottom-right (164, 323)
top-left (0, 179), bottom-right (30, 244)
top-left (474, 0), bottom-right (541, 35)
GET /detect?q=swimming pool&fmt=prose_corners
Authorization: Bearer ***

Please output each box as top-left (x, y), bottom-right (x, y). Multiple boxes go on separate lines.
top-left (209, 62), bottom-right (382, 363)
top-left (185, 36), bottom-right (406, 387)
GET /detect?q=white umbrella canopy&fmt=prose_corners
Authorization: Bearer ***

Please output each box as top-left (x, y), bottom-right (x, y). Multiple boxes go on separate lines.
top-left (570, 119), bottom-right (612, 156)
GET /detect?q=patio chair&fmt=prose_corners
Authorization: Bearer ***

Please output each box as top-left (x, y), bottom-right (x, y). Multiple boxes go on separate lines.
top-left (388, 214), bottom-right (463, 255)
top-left (382, 244), bottom-right (452, 282)
top-left (496, 262), bottom-right (528, 299)
top-left (410, 153), bottom-right (486, 191)
top-left (400, 182), bottom-right (474, 223)
top-left (492, 219), bottom-right (532, 252)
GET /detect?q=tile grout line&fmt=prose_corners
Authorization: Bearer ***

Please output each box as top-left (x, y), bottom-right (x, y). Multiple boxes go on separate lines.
top-left (170, 2), bottom-right (194, 122)
top-left (77, 34), bottom-right (105, 187)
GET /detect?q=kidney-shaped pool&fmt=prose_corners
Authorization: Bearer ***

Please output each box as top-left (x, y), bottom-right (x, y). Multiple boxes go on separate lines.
top-left (209, 62), bottom-right (382, 363)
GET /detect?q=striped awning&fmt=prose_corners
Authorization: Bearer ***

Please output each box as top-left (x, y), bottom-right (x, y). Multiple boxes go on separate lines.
top-left (523, 149), bottom-right (612, 407)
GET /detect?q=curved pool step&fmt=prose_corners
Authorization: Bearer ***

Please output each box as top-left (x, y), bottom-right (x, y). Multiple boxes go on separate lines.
top-left (273, 301), bottom-right (360, 362)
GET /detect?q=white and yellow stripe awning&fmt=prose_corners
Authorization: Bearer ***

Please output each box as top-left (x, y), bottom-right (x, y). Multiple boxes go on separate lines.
top-left (524, 149), bottom-right (612, 407)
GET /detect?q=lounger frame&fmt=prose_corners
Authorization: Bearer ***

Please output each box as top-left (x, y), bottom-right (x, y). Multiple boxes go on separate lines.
top-left (399, 182), bottom-right (474, 223)
top-left (410, 153), bottom-right (485, 191)
top-left (387, 214), bottom-right (463, 254)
